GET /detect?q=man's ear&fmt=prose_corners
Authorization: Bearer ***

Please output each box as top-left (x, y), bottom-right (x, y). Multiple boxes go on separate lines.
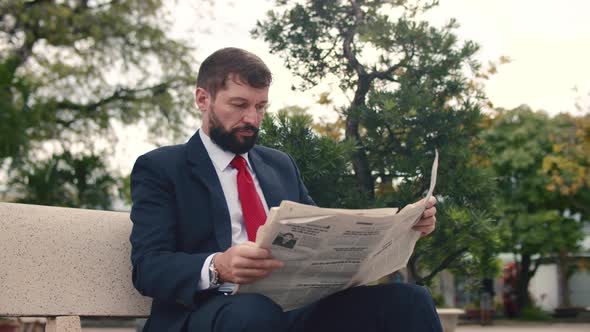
top-left (195, 87), bottom-right (210, 112)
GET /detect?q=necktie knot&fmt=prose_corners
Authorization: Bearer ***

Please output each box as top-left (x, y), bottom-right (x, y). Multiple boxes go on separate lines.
top-left (230, 155), bottom-right (248, 171)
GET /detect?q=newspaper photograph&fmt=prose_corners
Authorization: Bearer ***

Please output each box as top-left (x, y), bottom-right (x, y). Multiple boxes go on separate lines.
top-left (238, 150), bottom-right (439, 311)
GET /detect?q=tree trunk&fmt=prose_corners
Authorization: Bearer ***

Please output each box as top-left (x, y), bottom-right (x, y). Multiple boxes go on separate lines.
top-left (345, 75), bottom-right (373, 200)
top-left (557, 249), bottom-right (571, 307)
top-left (407, 255), bottom-right (423, 285)
top-left (516, 255), bottom-right (532, 312)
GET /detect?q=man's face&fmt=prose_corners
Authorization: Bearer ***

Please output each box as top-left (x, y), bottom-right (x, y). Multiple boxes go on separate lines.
top-left (196, 76), bottom-right (269, 154)
top-left (283, 234), bottom-right (294, 242)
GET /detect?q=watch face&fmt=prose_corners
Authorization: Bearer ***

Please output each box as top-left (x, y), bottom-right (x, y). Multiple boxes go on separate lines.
top-left (209, 262), bottom-right (219, 286)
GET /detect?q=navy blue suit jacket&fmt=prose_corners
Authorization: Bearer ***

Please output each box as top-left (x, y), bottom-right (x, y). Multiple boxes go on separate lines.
top-left (129, 131), bottom-right (314, 331)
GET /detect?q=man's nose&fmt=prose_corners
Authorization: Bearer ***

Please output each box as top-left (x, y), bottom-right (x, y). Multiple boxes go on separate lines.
top-left (241, 107), bottom-right (262, 125)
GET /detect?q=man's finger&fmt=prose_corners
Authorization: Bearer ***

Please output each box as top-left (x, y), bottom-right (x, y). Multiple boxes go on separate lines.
top-left (233, 257), bottom-right (284, 270)
top-left (414, 216), bottom-right (436, 227)
top-left (413, 215), bottom-right (436, 235)
top-left (410, 196), bottom-right (437, 208)
top-left (422, 206), bottom-right (436, 218)
top-left (234, 245), bottom-right (272, 259)
top-left (426, 196), bottom-right (437, 208)
top-left (413, 225), bottom-right (435, 236)
top-left (413, 223), bottom-right (435, 231)
top-left (234, 267), bottom-right (274, 278)
top-left (235, 269), bottom-right (267, 278)
top-left (233, 275), bottom-right (268, 285)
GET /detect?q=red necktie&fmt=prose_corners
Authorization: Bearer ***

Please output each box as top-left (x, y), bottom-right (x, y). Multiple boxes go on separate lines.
top-left (230, 155), bottom-right (267, 241)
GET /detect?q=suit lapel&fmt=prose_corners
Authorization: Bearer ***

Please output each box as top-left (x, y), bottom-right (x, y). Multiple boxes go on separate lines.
top-left (185, 131), bottom-right (232, 250)
top-left (249, 148), bottom-right (285, 209)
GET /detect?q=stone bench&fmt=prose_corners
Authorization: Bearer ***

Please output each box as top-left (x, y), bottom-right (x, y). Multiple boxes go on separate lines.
top-left (1, 202), bottom-right (462, 331)
top-left (0, 202), bottom-right (151, 331)
top-left (436, 308), bottom-right (464, 332)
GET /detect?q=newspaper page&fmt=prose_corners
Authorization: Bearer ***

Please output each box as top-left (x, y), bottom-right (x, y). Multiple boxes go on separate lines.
top-left (238, 150), bottom-right (439, 311)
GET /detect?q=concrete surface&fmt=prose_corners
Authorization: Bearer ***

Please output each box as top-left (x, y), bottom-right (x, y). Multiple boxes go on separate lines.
top-left (46, 316), bottom-right (81, 332)
top-left (0, 202), bottom-right (151, 316)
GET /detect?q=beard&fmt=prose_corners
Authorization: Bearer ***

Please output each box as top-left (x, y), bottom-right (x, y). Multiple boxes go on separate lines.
top-left (208, 106), bottom-right (259, 154)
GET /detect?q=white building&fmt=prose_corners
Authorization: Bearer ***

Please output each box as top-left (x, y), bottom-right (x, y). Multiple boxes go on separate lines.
top-left (529, 224), bottom-right (590, 311)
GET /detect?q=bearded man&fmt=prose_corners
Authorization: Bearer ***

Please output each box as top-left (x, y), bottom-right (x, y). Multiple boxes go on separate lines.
top-left (129, 47), bottom-right (441, 332)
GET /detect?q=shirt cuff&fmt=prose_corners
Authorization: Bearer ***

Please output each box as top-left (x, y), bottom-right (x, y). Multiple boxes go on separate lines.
top-left (198, 253), bottom-right (219, 290)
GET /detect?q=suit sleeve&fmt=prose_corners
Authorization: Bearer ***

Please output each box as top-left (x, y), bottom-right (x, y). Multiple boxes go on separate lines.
top-left (129, 154), bottom-right (210, 307)
top-left (287, 153), bottom-right (316, 206)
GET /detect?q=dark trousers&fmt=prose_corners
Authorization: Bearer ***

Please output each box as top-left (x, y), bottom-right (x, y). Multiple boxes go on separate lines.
top-left (187, 283), bottom-right (443, 332)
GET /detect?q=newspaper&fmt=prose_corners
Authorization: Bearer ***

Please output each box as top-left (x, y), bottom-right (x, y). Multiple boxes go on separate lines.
top-left (238, 150), bottom-right (439, 311)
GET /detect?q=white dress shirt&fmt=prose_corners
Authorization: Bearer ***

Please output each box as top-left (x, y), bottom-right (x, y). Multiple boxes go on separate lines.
top-left (197, 129), bottom-right (269, 289)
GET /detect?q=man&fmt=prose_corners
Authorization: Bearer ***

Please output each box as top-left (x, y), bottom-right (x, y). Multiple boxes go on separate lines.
top-left (130, 47), bottom-right (442, 332)
top-left (272, 232), bottom-right (297, 249)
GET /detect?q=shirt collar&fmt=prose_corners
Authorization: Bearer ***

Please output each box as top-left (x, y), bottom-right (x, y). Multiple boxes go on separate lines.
top-left (198, 129), bottom-right (252, 172)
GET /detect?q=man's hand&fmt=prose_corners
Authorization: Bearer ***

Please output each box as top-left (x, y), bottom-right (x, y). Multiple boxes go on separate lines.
top-left (412, 196), bottom-right (437, 237)
top-left (214, 242), bottom-right (284, 285)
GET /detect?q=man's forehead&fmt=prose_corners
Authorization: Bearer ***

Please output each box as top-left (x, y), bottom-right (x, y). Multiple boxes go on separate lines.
top-left (218, 75), bottom-right (269, 100)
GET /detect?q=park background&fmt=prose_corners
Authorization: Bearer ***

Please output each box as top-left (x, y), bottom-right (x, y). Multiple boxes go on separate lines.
top-left (1, 0), bottom-right (589, 328)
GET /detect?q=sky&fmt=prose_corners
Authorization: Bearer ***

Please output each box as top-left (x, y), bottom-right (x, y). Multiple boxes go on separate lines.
top-left (172, 0), bottom-right (590, 114)
top-left (113, 0), bottom-right (590, 173)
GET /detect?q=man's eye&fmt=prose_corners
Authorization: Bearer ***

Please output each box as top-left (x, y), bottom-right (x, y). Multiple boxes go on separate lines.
top-left (232, 104), bottom-right (248, 109)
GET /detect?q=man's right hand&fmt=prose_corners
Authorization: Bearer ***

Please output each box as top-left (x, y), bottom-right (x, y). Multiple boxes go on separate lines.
top-left (214, 242), bottom-right (284, 285)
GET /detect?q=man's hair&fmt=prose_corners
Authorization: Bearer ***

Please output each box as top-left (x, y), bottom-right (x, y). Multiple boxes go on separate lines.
top-left (196, 47), bottom-right (272, 98)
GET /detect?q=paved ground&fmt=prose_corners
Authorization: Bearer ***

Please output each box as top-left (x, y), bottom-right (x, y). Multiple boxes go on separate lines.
top-left (81, 326), bottom-right (590, 332)
top-left (81, 324), bottom-right (590, 332)
top-left (83, 329), bottom-right (135, 332)
top-left (456, 322), bottom-right (590, 332)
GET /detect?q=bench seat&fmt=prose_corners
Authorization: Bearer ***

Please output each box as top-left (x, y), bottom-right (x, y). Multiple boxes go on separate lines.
top-left (0, 203), bottom-right (151, 331)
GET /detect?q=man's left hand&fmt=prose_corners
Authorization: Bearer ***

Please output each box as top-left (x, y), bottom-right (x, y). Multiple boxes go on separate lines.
top-left (412, 196), bottom-right (437, 237)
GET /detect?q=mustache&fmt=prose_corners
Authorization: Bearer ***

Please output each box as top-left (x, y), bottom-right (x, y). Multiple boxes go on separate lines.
top-left (231, 125), bottom-right (259, 133)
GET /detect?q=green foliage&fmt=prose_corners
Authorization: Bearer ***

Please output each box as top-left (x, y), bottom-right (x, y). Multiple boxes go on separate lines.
top-left (409, 200), bottom-right (500, 285)
top-left (253, 0), bottom-right (466, 92)
top-left (481, 106), bottom-right (586, 256)
top-left (363, 88), bottom-right (495, 210)
top-left (259, 108), bottom-right (358, 208)
top-left (1, 0), bottom-right (199, 208)
top-left (1, 0), bottom-right (196, 156)
top-left (255, 0), bottom-right (498, 284)
top-left (543, 113), bottom-right (590, 218)
top-left (10, 152), bottom-right (117, 209)
top-left (254, 0), bottom-right (485, 193)
top-left (519, 305), bottom-right (552, 321)
top-left (431, 292), bottom-right (447, 308)
top-left (480, 105), bottom-right (588, 310)
top-left (120, 174), bottom-right (132, 206)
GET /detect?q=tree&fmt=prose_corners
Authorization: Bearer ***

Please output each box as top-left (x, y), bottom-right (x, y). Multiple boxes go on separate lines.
top-left (254, 0), bottom-right (498, 285)
top-left (258, 107), bottom-right (357, 208)
top-left (10, 152), bottom-right (117, 209)
top-left (254, 0), bottom-right (482, 198)
top-left (542, 112), bottom-right (590, 308)
top-left (480, 105), bottom-right (587, 312)
top-left (543, 113), bottom-right (590, 218)
top-left (1, 0), bottom-right (200, 207)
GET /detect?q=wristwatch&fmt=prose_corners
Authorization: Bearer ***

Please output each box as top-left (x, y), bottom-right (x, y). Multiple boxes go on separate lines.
top-left (209, 254), bottom-right (221, 287)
